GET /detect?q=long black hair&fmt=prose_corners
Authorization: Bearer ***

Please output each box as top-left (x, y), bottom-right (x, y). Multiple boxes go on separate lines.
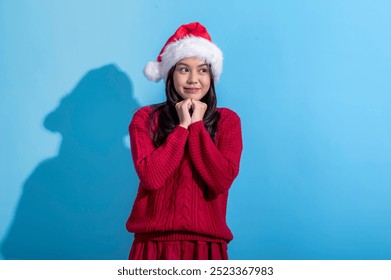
top-left (149, 63), bottom-right (220, 147)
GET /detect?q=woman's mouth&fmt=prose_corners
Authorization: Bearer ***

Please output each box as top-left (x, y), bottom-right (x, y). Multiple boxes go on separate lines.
top-left (184, 87), bottom-right (200, 94)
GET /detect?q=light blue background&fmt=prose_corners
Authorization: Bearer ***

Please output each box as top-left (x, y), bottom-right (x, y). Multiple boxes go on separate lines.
top-left (1, 0), bottom-right (391, 259)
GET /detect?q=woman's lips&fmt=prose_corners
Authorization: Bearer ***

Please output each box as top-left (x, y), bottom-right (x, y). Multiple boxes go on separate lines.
top-left (184, 87), bottom-right (200, 93)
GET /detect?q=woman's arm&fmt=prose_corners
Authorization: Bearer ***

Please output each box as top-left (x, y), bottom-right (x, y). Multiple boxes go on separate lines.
top-left (188, 109), bottom-right (243, 196)
top-left (130, 107), bottom-right (189, 191)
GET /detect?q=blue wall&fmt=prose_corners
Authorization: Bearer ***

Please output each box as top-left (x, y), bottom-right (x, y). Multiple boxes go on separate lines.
top-left (1, 0), bottom-right (391, 259)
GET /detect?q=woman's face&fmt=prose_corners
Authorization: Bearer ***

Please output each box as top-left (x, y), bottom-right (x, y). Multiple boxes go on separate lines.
top-left (173, 57), bottom-right (211, 101)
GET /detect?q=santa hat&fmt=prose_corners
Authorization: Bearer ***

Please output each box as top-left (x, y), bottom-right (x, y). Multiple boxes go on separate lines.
top-left (144, 22), bottom-right (223, 83)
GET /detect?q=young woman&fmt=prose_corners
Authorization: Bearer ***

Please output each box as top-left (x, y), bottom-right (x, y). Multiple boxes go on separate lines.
top-left (126, 22), bottom-right (243, 260)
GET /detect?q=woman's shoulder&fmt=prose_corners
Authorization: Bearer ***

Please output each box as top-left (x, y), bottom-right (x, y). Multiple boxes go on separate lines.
top-left (130, 105), bottom-right (155, 127)
top-left (132, 105), bottom-right (156, 119)
top-left (134, 105), bottom-right (154, 115)
top-left (217, 107), bottom-right (241, 122)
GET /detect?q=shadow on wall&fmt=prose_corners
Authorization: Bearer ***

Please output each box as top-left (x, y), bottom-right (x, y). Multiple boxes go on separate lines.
top-left (1, 64), bottom-right (140, 259)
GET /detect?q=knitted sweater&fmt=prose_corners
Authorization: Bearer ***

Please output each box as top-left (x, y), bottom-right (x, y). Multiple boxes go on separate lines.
top-left (126, 106), bottom-right (243, 243)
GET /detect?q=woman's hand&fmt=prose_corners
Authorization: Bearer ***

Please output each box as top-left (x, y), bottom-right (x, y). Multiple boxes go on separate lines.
top-left (191, 99), bottom-right (207, 123)
top-left (175, 99), bottom-right (192, 129)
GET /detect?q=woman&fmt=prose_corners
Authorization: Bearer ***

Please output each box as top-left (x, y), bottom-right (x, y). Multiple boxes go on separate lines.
top-left (126, 22), bottom-right (243, 260)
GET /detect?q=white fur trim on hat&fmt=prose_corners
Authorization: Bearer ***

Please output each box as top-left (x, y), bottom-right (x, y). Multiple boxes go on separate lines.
top-left (144, 61), bottom-right (162, 82)
top-left (144, 36), bottom-right (223, 83)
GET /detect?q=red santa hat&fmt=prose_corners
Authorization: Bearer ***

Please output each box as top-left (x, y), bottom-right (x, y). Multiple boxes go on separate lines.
top-left (144, 22), bottom-right (223, 83)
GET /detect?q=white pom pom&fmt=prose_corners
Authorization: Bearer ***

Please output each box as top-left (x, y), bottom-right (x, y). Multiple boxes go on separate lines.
top-left (144, 61), bottom-right (162, 82)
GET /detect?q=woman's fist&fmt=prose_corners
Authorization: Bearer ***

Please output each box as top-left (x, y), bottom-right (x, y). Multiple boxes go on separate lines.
top-left (175, 99), bottom-right (192, 129)
top-left (191, 100), bottom-right (207, 123)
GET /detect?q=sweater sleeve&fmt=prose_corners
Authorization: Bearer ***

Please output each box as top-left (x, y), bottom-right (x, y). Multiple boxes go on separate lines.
top-left (130, 107), bottom-right (189, 191)
top-left (188, 108), bottom-right (243, 196)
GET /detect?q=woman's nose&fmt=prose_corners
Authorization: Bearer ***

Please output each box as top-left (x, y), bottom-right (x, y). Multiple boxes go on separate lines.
top-left (187, 72), bottom-right (198, 84)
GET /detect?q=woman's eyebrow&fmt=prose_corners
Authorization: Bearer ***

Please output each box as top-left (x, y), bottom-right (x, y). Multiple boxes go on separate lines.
top-left (176, 62), bottom-right (208, 67)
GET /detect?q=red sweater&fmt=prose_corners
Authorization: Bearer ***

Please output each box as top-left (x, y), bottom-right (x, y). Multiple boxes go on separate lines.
top-left (126, 106), bottom-right (243, 243)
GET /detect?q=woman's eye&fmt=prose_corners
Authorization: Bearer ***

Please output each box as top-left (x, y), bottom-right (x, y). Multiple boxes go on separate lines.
top-left (179, 67), bottom-right (189, 73)
top-left (199, 68), bottom-right (209, 73)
